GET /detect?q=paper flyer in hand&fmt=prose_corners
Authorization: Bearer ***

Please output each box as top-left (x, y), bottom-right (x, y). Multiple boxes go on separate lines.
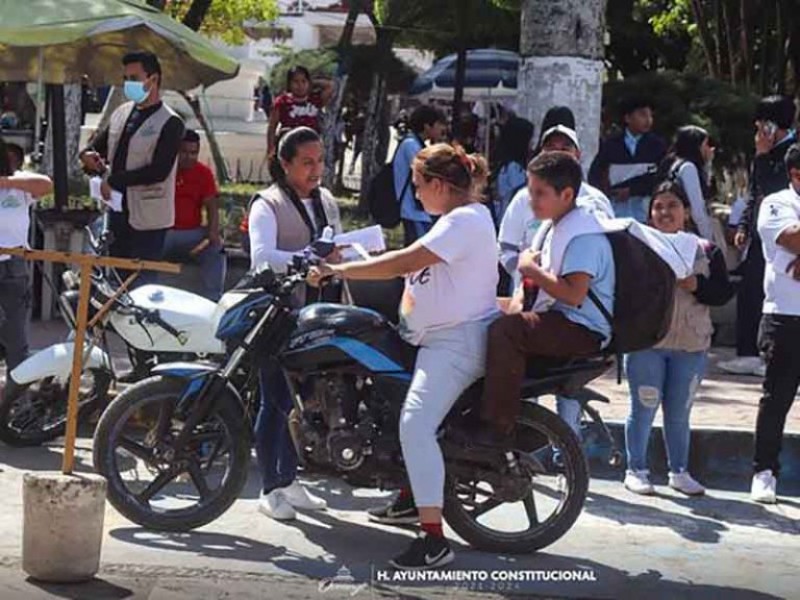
top-left (89, 177), bottom-right (123, 212)
top-left (335, 225), bottom-right (386, 261)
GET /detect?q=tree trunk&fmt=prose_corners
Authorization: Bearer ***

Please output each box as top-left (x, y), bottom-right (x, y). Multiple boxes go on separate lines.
top-left (180, 91), bottom-right (230, 183)
top-left (183, 0), bottom-right (213, 32)
top-left (359, 26), bottom-right (396, 212)
top-left (517, 0), bottom-right (606, 172)
top-left (452, 45), bottom-right (468, 142)
top-left (146, 0), bottom-right (167, 8)
top-left (690, 0), bottom-right (720, 78)
top-left (740, 0), bottom-right (751, 90)
top-left (322, 0), bottom-right (361, 189)
top-left (722, 0), bottom-right (737, 86)
top-left (776, 0), bottom-right (788, 94)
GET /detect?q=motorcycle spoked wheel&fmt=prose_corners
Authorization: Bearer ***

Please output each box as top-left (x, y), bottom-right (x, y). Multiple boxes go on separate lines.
top-left (93, 376), bottom-right (251, 532)
top-left (443, 402), bottom-right (589, 554)
top-left (0, 370), bottom-right (111, 447)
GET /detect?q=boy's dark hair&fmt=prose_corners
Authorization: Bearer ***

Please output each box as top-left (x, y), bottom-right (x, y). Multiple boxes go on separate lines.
top-left (5, 141), bottom-right (24, 168)
top-left (620, 96), bottom-right (653, 117)
top-left (286, 65), bottom-right (312, 90)
top-left (756, 95), bottom-right (796, 130)
top-left (408, 105), bottom-right (447, 135)
top-left (122, 51), bottom-right (162, 84)
top-left (527, 151), bottom-right (583, 200)
top-left (784, 143), bottom-right (800, 172)
top-left (183, 129), bottom-right (201, 144)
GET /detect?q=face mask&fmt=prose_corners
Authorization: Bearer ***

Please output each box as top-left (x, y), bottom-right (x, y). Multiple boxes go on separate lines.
top-left (123, 80), bottom-right (150, 104)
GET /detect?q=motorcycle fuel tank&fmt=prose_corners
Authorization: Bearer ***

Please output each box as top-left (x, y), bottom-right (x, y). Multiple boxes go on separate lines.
top-left (282, 303), bottom-right (416, 375)
top-left (110, 285), bottom-right (227, 355)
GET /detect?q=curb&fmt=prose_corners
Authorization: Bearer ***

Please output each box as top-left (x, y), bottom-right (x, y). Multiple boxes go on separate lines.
top-left (583, 421), bottom-right (800, 496)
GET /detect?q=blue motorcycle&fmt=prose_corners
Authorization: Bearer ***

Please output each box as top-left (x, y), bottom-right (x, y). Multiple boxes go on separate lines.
top-left (93, 259), bottom-right (611, 554)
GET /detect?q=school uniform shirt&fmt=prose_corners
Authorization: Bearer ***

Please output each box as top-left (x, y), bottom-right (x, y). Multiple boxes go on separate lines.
top-left (550, 233), bottom-right (616, 344)
top-left (393, 135), bottom-right (430, 223)
top-left (757, 186), bottom-right (800, 316)
top-left (273, 92), bottom-right (324, 132)
top-left (0, 184), bottom-right (34, 260)
top-left (498, 182), bottom-right (615, 288)
top-left (399, 203), bottom-right (499, 344)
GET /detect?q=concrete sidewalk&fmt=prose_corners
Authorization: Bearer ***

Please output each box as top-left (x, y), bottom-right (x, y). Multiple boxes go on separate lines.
top-left (0, 440), bottom-right (796, 599)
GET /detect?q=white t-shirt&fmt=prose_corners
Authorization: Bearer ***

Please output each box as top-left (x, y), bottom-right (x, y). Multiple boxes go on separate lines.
top-left (757, 187), bottom-right (800, 316)
top-left (498, 182), bottom-right (614, 289)
top-left (399, 203), bottom-right (499, 344)
top-left (0, 186), bottom-right (34, 261)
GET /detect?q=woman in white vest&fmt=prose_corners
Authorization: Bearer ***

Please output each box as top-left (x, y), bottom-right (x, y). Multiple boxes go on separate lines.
top-left (309, 144), bottom-right (499, 570)
top-left (0, 139), bottom-right (53, 372)
top-left (248, 127), bottom-right (341, 522)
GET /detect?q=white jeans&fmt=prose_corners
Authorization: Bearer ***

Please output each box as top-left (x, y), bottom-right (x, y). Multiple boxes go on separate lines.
top-left (399, 317), bottom-right (494, 508)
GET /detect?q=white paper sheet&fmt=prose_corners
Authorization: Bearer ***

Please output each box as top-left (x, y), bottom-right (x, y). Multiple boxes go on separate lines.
top-left (89, 176), bottom-right (123, 212)
top-left (334, 225), bottom-right (386, 262)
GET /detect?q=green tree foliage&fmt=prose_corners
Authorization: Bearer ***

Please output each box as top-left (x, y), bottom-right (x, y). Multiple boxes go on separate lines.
top-left (162, 0), bottom-right (279, 46)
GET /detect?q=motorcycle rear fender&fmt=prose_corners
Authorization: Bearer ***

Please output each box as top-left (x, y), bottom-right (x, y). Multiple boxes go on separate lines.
top-left (151, 362), bottom-right (246, 417)
top-left (9, 343), bottom-right (112, 386)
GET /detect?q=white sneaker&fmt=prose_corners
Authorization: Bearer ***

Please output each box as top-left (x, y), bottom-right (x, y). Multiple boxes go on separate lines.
top-left (624, 469), bottom-right (655, 495)
top-left (750, 470), bottom-right (777, 504)
top-left (718, 357), bottom-right (765, 377)
top-left (258, 490), bottom-right (297, 521)
top-left (669, 471), bottom-right (706, 496)
top-left (282, 480), bottom-right (327, 510)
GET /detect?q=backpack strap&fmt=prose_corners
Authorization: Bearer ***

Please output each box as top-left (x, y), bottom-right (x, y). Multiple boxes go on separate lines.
top-left (586, 289), bottom-right (622, 382)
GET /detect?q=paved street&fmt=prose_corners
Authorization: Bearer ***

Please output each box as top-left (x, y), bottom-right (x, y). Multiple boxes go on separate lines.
top-left (0, 439), bottom-right (796, 599)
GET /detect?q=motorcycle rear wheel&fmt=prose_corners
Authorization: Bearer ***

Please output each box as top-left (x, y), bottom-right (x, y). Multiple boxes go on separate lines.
top-left (0, 370), bottom-right (111, 447)
top-left (443, 402), bottom-right (589, 554)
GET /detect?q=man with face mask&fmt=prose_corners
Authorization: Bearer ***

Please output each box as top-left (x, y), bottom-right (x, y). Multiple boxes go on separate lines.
top-left (80, 51), bottom-right (185, 273)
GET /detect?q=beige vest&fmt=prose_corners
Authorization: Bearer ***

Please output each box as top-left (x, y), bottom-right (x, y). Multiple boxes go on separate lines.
top-left (656, 245), bottom-right (713, 353)
top-left (254, 184), bottom-right (342, 249)
top-left (107, 101), bottom-right (179, 231)
top-left (253, 184), bottom-right (342, 306)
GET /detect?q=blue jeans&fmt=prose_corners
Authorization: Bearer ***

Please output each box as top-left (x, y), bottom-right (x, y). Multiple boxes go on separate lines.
top-left (162, 228), bottom-right (227, 301)
top-left (625, 349), bottom-right (708, 473)
top-left (254, 362), bottom-right (298, 494)
top-left (613, 195), bottom-right (650, 224)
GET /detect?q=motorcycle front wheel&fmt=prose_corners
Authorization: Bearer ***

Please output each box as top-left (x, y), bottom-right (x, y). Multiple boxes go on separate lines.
top-left (0, 370), bottom-right (111, 447)
top-left (93, 376), bottom-right (251, 532)
top-left (443, 402), bottom-right (589, 554)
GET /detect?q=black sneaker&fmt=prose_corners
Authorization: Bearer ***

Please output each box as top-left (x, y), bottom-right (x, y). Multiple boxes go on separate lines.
top-left (367, 494), bottom-right (419, 525)
top-left (389, 533), bottom-right (454, 570)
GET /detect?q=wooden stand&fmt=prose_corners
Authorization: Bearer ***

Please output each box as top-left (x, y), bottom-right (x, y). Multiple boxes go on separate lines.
top-left (0, 247), bottom-right (181, 474)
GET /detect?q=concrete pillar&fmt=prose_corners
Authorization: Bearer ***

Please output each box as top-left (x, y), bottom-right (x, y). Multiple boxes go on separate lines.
top-left (517, 0), bottom-right (607, 173)
top-left (22, 472), bottom-right (107, 582)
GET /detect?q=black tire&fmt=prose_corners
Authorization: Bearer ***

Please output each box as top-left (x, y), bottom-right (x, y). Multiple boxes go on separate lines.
top-left (0, 371), bottom-right (111, 447)
top-left (93, 376), bottom-right (251, 532)
top-left (443, 402), bottom-right (589, 554)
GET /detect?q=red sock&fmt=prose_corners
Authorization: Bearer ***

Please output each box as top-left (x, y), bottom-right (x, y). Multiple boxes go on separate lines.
top-left (398, 487), bottom-right (413, 501)
top-left (421, 521), bottom-right (443, 538)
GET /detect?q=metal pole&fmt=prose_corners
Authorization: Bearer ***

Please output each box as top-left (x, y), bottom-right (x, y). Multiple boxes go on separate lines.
top-left (49, 84), bottom-right (69, 210)
top-left (34, 49), bottom-right (45, 163)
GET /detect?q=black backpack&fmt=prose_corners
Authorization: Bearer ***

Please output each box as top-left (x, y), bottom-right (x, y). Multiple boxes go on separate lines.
top-left (587, 230), bottom-right (676, 354)
top-left (367, 136), bottom-right (416, 228)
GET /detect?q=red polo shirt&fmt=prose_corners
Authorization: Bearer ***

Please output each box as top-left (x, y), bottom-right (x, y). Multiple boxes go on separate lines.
top-left (174, 162), bottom-right (218, 230)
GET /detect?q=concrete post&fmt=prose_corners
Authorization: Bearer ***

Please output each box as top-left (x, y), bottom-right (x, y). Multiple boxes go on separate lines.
top-left (517, 0), bottom-right (607, 173)
top-left (22, 472), bottom-right (107, 582)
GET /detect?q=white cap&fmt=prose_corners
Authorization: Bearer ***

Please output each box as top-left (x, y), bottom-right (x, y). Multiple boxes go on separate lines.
top-left (541, 124), bottom-right (580, 150)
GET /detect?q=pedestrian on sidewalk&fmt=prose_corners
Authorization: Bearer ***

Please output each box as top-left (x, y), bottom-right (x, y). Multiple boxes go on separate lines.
top-left (0, 138), bottom-right (53, 372)
top-left (750, 144), bottom-right (800, 504)
top-left (249, 127), bottom-right (342, 522)
top-left (394, 105), bottom-right (448, 246)
top-left (79, 50), bottom-right (185, 285)
top-left (624, 181), bottom-right (735, 497)
top-left (660, 126), bottom-right (717, 242)
top-left (722, 96), bottom-right (797, 377)
top-left (161, 130), bottom-right (227, 302)
top-left (588, 96), bottom-right (667, 223)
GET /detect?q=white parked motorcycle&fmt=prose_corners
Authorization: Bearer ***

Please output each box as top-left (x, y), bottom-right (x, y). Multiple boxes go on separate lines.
top-left (0, 230), bottom-right (252, 447)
